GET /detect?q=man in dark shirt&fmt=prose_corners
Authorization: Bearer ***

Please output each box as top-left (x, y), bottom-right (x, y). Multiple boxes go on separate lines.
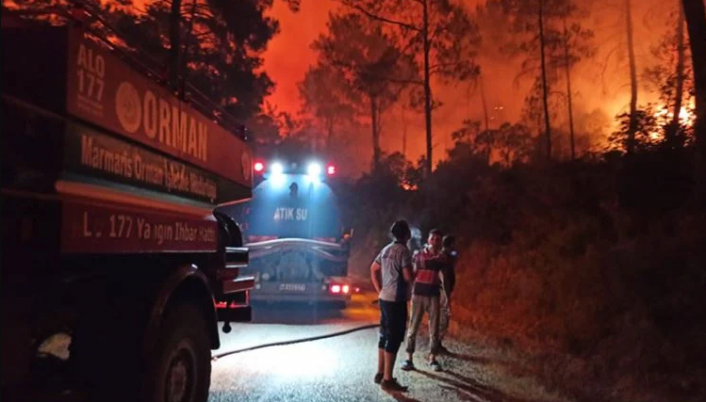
top-left (401, 229), bottom-right (444, 372)
top-left (370, 220), bottom-right (414, 392)
top-left (439, 235), bottom-right (457, 353)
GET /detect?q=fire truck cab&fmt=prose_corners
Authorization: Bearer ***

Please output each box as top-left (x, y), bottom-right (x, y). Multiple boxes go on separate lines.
top-left (1, 15), bottom-right (253, 402)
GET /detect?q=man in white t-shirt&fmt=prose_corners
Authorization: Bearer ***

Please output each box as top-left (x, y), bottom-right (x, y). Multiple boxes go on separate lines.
top-left (370, 220), bottom-right (414, 392)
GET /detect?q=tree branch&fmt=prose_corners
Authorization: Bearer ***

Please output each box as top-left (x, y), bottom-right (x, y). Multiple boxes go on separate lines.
top-left (429, 23), bottom-right (443, 44)
top-left (341, 1), bottom-right (422, 32)
top-left (429, 61), bottom-right (461, 75)
top-left (381, 76), bottom-right (424, 86)
top-left (362, 72), bottom-right (424, 86)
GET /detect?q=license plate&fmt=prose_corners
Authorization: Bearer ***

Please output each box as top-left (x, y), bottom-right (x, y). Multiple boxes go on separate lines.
top-left (278, 283), bottom-right (306, 292)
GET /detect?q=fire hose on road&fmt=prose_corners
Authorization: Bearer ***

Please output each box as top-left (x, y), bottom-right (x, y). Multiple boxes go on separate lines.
top-left (212, 323), bottom-right (380, 361)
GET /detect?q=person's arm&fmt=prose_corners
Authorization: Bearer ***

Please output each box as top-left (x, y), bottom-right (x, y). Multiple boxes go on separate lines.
top-left (439, 259), bottom-right (451, 298)
top-left (402, 265), bottom-right (414, 283)
top-left (402, 250), bottom-right (416, 283)
top-left (370, 261), bottom-right (382, 293)
top-left (447, 256), bottom-right (457, 295)
top-left (439, 269), bottom-right (451, 314)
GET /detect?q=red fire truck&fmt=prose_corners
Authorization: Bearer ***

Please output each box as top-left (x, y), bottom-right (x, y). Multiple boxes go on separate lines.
top-left (1, 16), bottom-right (253, 402)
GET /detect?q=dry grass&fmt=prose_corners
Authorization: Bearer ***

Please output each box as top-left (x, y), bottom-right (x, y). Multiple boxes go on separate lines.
top-left (448, 212), bottom-right (706, 402)
top-left (340, 150), bottom-right (705, 402)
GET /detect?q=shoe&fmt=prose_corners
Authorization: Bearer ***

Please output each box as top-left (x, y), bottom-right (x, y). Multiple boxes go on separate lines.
top-left (430, 360), bottom-right (443, 372)
top-left (374, 372), bottom-right (383, 384)
top-left (380, 378), bottom-right (409, 392)
top-left (400, 359), bottom-right (415, 371)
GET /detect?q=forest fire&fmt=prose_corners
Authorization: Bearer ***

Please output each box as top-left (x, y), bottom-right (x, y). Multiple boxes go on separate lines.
top-left (1, 1), bottom-right (705, 402)
top-left (651, 100), bottom-right (697, 140)
top-left (261, 0), bottom-right (701, 168)
top-left (5, 0), bottom-right (696, 168)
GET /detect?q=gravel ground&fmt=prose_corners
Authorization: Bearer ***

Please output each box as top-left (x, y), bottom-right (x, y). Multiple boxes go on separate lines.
top-left (209, 295), bottom-right (570, 402)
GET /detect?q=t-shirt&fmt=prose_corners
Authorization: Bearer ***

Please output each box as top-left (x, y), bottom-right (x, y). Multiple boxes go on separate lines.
top-left (412, 248), bottom-right (443, 297)
top-left (375, 241), bottom-right (413, 302)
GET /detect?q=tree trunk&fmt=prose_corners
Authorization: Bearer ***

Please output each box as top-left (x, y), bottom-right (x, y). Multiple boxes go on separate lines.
top-left (669, 3), bottom-right (686, 140)
top-left (539, 0), bottom-right (552, 160)
top-left (625, 0), bottom-right (638, 154)
top-left (168, 0), bottom-right (182, 92)
top-left (480, 74), bottom-right (490, 131)
top-left (563, 17), bottom-right (576, 160)
top-left (401, 106), bottom-right (408, 158)
top-left (532, 112), bottom-right (543, 162)
top-left (326, 116), bottom-right (334, 152)
top-left (422, 0), bottom-right (433, 176)
top-left (371, 96), bottom-right (381, 171)
top-left (178, 0), bottom-right (198, 99)
top-left (681, 0), bottom-right (706, 198)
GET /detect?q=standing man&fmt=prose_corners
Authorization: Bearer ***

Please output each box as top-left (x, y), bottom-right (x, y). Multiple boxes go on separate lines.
top-left (371, 220), bottom-right (414, 392)
top-left (439, 235), bottom-right (457, 354)
top-left (401, 229), bottom-right (444, 372)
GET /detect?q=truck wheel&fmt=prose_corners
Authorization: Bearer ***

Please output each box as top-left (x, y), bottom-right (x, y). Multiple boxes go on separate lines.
top-left (146, 303), bottom-right (211, 402)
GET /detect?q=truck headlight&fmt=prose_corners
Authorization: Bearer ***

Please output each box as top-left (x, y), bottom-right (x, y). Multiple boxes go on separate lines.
top-left (307, 162), bottom-right (322, 177)
top-left (271, 162), bottom-right (284, 175)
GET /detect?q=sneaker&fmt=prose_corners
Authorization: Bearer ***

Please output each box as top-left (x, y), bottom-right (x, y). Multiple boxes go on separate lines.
top-left (400, 359), bottom-right (415, 371)
top-left (380, 378), bottom-right (409, 392)
top-left (374, 372), bottom-right (383, 384)
top-left (430, 360), bottom-right (443, 372)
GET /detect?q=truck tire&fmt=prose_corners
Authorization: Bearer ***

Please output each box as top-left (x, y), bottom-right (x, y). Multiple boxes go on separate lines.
top-left (145, 302), bottom-right (211, 402)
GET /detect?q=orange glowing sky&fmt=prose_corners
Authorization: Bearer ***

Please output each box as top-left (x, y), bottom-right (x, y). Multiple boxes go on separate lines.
top-left (261, 0), bottom-right (680, 170)
top-left (262, 1), bottom-right (335, 115)
top-left (126, 0), bottom-right (684, 171)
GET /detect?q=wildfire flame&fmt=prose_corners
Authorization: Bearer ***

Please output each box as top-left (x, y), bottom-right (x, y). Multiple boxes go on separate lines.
top-left (650, 99), bottom-right (696, 141)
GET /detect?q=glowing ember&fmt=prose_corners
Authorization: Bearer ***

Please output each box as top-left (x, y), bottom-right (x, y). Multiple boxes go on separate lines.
top-left (650, 99), bottom-right (696, 141)
top-left (401, 182), bottom-right (418, 191)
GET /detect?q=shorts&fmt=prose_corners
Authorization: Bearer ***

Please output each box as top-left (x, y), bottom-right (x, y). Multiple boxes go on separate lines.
top-left (378, 299), bottom-right (408, 353)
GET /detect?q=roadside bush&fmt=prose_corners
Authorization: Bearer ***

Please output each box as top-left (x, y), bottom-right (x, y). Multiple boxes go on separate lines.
top-left (342, 142), bottom-right (705, 400)
top-left (450, 155), bottom-right (705, 400)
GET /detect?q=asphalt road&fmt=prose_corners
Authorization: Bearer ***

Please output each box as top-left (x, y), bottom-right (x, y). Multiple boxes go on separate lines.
top-left (209, 294), bottom-right (565, 402)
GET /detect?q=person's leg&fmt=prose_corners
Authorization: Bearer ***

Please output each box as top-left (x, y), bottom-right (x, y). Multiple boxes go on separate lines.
top-left (439, 291), bottom-right (450, 345)
top-left (383, 351), bottom-right (395, 381)
top-left (377, 300), bottom-right (390, 382)
top-left (404, 297), bottom-right (423, 364)
top-left (384, 302), bottom-right (406, 380)
top-left (428, 296), bottom-right (441, 363)
top-left (381, 302), bottom-right (409, 391)
top-left (377, 348), bottom-right (384, 374)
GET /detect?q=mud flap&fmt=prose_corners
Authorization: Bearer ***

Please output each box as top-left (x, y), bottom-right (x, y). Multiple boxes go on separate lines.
top-left (217, 305), bottom-right (252, 323)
